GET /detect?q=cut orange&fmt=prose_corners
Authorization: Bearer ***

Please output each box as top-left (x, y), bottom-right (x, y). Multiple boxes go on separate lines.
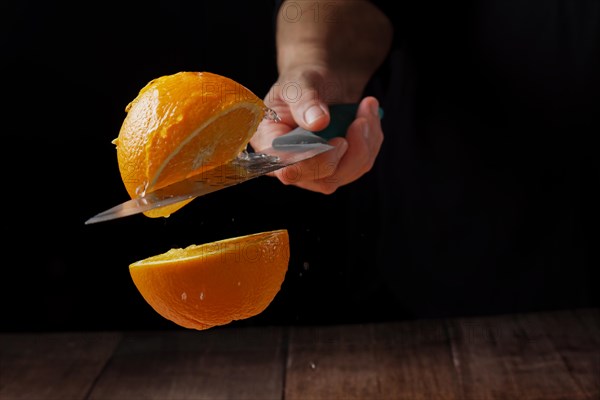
top-left (113, 71), bottom-right (265, 218)
top-left (129, 229), bottom-right (290, 330)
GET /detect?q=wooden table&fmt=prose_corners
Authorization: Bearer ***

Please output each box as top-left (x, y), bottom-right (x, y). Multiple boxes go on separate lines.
top-left (1, 308), bottom-right (598, 400)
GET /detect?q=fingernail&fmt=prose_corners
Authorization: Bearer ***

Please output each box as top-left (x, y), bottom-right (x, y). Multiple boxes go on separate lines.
top-left (305, 105), bottom-right (326, 125)
top-left (370, 101), bottom-right (379, 118)
top-left (337, 140), bottom-right (348, 157)
top-left (363, 120), bottom-right (370, 140)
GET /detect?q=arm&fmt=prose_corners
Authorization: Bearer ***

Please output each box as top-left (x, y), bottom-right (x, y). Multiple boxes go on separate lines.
top-left (277, 0), bottom-right (392, 104)
top-left (251, 0), bottom-right (393, 194)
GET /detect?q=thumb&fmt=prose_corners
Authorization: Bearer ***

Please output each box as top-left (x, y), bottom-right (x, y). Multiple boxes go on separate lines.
top-left (284, 74), bottom-right (330, 132)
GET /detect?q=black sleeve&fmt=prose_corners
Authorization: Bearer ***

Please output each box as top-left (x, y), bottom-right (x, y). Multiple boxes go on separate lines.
top-left (273, 0), bottom-right (401, 49)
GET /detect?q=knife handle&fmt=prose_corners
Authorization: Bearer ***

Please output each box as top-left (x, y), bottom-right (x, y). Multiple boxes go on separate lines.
top-left (316, 103), bottom-right (384, 141)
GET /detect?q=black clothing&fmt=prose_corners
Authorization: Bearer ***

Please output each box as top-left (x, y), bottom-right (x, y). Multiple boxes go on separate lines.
top-left (274, 1), bottom-right (599, 324)
top-left (354, 0), bottom-right (599, 319)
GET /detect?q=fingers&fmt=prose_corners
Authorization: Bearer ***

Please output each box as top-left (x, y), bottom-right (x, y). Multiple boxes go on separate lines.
top-left (267, 69), bottom-right (332, 131)
top-left (291, 92), bottom-right (330, 132)
top-left (271, 96), bottom-right (384, 194)
top-left (251, 118), bottom-right (292, 152)
top-left (272, 137), bottom-right (348, 187)
top-left (270, 70), bottom-right (330, 131)
top-left (251, 69), bottom-right (333, 153)
top-left (250, 69), bottom-right (383, 195)
top-left (329, 96), bottom-right (383, 185)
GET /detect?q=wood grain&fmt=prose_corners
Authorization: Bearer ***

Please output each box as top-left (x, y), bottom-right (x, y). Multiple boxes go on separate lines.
top-left (0, 332), bottom-right (122, 400)
top-left (87, 326), bottom-right (284, 400)
top-left (1, 309), bottom-right (597, 400)
top-left (446, 310), bottom-right (598, 400)
top-left (284, 320), bottom-right (460, 400)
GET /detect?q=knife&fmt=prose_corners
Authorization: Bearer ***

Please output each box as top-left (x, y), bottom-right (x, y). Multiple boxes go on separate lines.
top-left (85, 104), bottom-right (382, 224)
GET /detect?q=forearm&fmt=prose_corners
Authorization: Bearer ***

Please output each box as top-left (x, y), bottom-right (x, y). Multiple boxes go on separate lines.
top-left (276, 0), bottom-right (393, 101)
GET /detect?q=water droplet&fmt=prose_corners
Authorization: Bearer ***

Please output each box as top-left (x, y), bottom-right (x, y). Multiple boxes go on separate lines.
top-left (181, 292), bottom-right (187, 301)
top-left (135, 182), bottom-right (148, 197)
top-left (237, 281), bottom-right (241, 286)
top-left (237, 149), bottom-right (250, 160)
top-left (263, 107), bottom-right (280, 122)
top-left (199, 292), bottom-right (205, 301)
top-left (309, 362), bottom-right (317, 370)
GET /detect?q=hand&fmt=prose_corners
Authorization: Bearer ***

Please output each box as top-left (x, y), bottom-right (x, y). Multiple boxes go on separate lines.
top-left (250, 70), bottom-right (384, 194)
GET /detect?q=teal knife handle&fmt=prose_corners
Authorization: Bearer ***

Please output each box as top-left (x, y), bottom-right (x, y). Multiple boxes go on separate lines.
top-left (316, 103), bottom-right (384, 141)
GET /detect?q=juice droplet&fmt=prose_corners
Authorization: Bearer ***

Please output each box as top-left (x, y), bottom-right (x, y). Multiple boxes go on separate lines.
top-left (263, 107), bottom-right (280, 123)
top-left (135, 182), bottom-right (149, 197)
top-left (238, 149), bottom-right (250, 160)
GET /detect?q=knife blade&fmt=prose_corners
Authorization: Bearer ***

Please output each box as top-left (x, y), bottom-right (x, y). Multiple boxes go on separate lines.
top-left (85, 103), bottom-right (382, 225)
top-left (85, 128), bottom-right (333, 224)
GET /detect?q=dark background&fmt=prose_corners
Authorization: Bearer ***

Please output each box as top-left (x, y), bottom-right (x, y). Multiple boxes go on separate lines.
top-left (3, 1), bottom-right (598, 332)
top-left (3, 1), bottom-right (383, 332)
top-left (3, 1), bottom-right (288, 332)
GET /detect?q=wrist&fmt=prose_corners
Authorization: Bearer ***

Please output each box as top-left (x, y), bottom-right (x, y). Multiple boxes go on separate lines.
top-left (275, 0), bottom-right (392, 103)
top-left (275, 65), bottom-right (362, 105)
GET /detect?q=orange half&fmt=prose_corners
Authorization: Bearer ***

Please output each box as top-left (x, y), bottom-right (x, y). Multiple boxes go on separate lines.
top-left (129, 229), bottom-right (290, 330)
top-left (114, 71), bottom-right (265, 218)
